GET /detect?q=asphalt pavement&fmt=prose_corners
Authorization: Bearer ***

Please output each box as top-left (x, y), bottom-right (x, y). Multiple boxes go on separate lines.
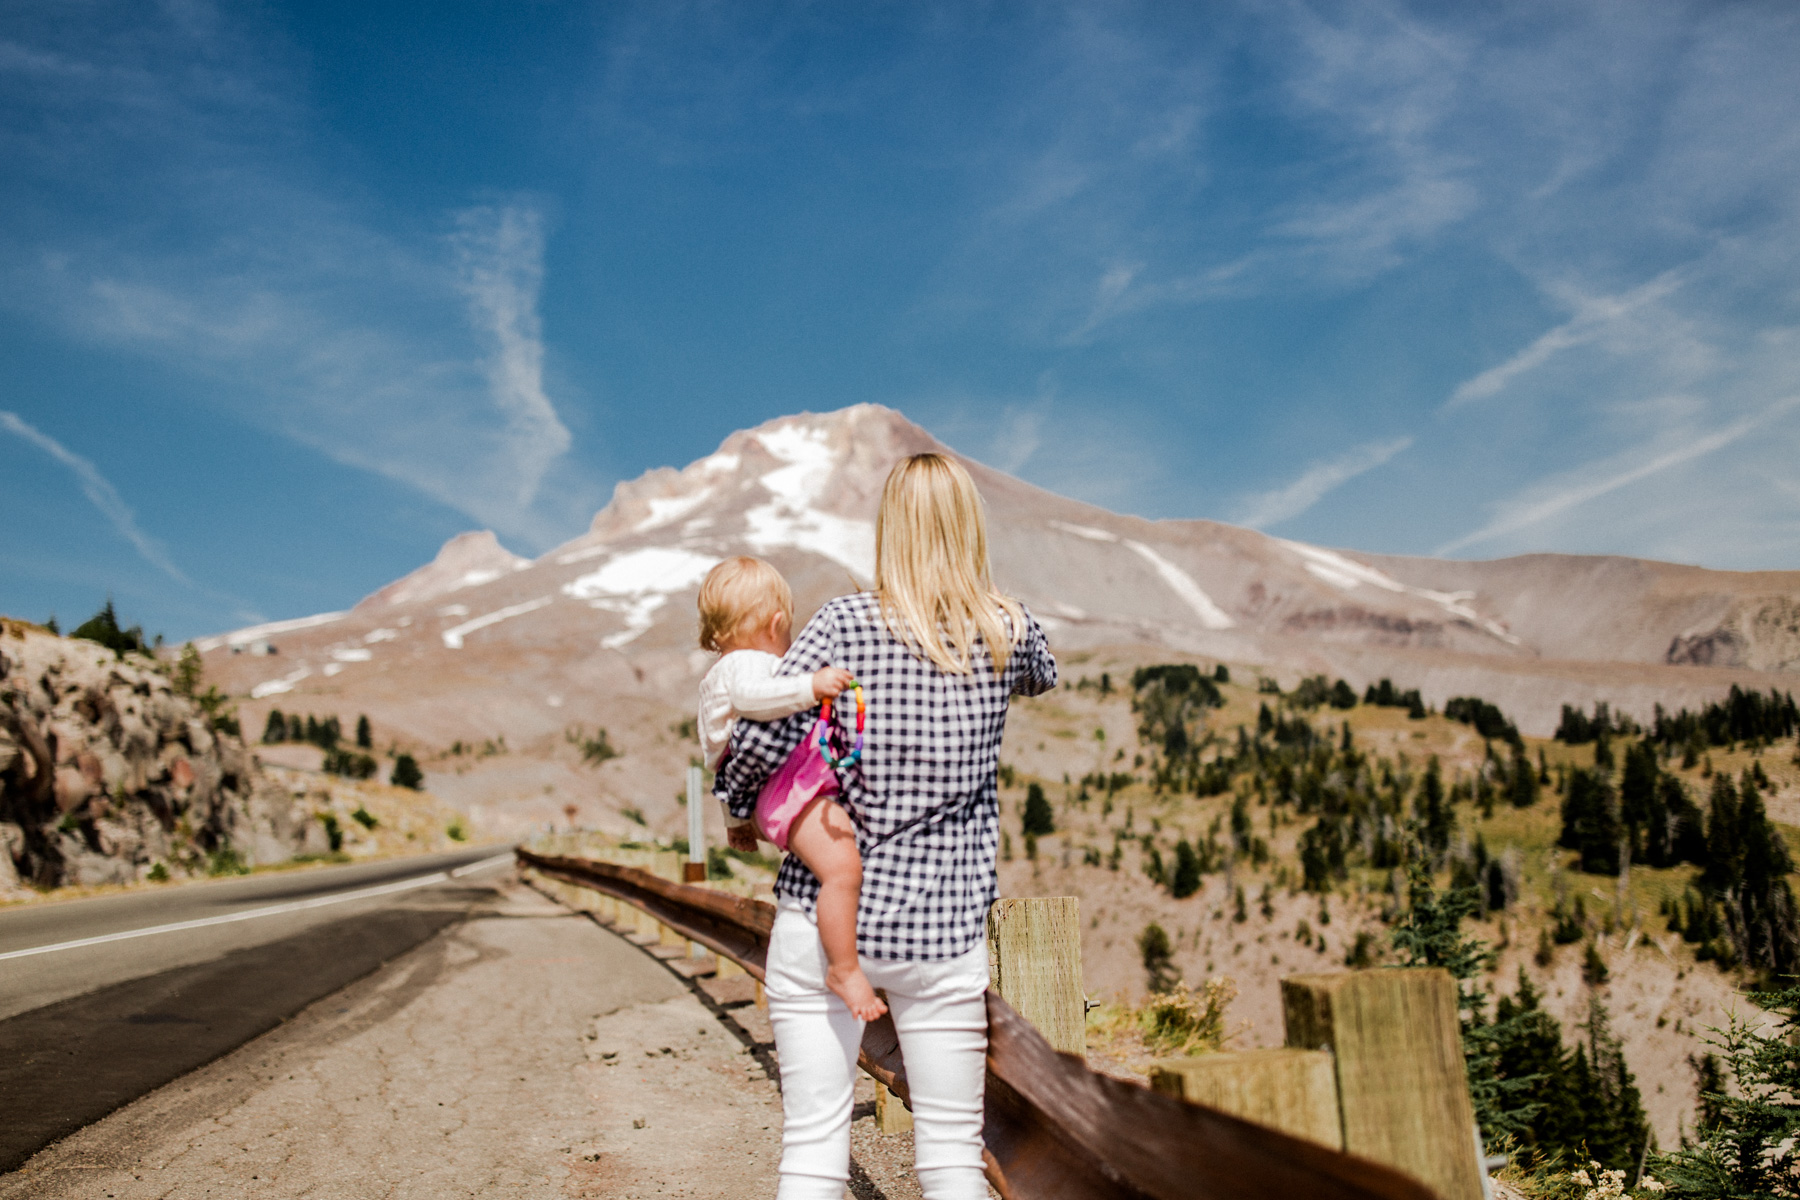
top-left (0, 847), bottom-right (515, 1173)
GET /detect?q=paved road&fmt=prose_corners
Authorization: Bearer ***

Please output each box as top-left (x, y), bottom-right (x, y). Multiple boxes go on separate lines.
top-left (1, 877), bottom-right (791, 1200)
top-left (0, 847), bottom-right (515, 1172)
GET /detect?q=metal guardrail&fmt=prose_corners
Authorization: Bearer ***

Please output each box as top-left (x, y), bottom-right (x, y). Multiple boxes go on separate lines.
top-left (516, 847), bottom-right (1439, 1200)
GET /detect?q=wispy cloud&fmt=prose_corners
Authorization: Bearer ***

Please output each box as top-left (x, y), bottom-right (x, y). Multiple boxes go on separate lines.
top-left (1435, 396), bottom-right (1800, 556)
top-left (452, 205), bottom-right (573, 512)
top-left (1237, 437), bottom-right (1414, 530)
top-left (1443, 271), bottom-right (1686, 410)
top-left (0, 410), bottom-right (190, 585)
top-left (0, 4), bottom-right (593, 551)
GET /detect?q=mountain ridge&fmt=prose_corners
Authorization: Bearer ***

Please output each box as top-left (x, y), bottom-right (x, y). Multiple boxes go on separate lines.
top-left (186, 404), bottom-right (1797, 838)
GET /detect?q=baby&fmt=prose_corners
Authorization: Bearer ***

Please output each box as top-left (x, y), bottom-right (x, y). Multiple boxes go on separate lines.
top-left (697, 556), bottom-right (886, 1021)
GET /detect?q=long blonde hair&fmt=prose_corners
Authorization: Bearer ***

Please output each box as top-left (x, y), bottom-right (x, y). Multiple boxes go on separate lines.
top-left (875, 453), bottom-right (1025, 675)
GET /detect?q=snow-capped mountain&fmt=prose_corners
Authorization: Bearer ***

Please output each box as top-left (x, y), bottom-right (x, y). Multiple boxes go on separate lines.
top-left (195, 404), bottom-right (1798, 836)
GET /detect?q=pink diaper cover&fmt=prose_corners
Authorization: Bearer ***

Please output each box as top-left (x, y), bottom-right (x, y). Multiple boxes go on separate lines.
top-left (753, 715), bottom-right (841, 852)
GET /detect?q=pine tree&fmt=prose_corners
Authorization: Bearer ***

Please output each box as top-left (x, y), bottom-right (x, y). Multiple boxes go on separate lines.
top-left (390, 753), bottom-right (423, 790)
top-left (1576, 999), bottom-right (1651, 1176)
top-left (356, 714), bottom-right (372, 749)
top-left (1415, 756), bottom-right (1453, 861)
top-left (1170, 840), bottom-right (1201, 898)
top-left (1390, 864), bottom-right (1538, 1152)
top-left (1509, 742), bottom-right (1539, 808)
top-left (1139, 923), bottom-right (1177, 993)
top-left (71, 599), bottom-right (150, 657)
top-left (1022, 783), bottom-right (1055, 836)
top-left (262, 710), bottom-right (287, 744)
top-left (1560, 768), bottom-right (1622, 874)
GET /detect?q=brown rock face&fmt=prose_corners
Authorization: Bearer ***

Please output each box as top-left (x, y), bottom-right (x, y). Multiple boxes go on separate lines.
top-left (0, 620), bottom-right (318, 891)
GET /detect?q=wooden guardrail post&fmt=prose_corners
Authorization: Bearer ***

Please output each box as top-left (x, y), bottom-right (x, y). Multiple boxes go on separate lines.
top-left (653, 850), bottom-right (688, 950)
top-left (876, 1081), bottom-right (913, 1134)
top-left (1282, 969), bottom-right (1483, 1200)
top-left (986, 897), bottom-right (1085, 1057)
top-left (1150, 1049), bottom-right (1342, 1149)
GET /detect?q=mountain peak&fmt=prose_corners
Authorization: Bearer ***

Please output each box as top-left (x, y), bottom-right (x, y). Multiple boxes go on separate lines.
top-left (355, 530), bottom-right (529, 611)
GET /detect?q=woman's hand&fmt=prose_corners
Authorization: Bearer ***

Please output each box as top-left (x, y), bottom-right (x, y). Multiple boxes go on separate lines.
top-left (811, 665), bottom-right (855, 701)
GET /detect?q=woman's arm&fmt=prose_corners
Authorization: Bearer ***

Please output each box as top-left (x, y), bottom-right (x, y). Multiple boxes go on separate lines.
top-left (1012, 606), bottom-right (1058, 697)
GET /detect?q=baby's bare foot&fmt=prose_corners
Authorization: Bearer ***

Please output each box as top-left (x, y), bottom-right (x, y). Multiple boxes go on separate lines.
top-left (827, 963), bottom-right (888, 1022)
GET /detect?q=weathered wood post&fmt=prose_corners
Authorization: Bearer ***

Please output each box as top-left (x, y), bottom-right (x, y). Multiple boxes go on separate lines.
top-left (876, 1081), bottom-right (913, 1134)
top-left (1282, 968), bottom-right (1484, 1200)
top-left (653, 850), bottom-right (688, 950)
top-left (986, 897), bottom-right (1085, 1057)
top-left (1149, 1049), bottom-right (1342, 1149)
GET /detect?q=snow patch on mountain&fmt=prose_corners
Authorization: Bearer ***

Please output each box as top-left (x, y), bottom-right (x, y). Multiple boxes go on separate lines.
top-left (636, 489), bottom-right (713, 532)
top-left (1050, 521), bottom-right (1233, 629)
top-left (442, 596), bottom-right (553, 649)
top-left (1281, 541), bottom-right (1518, 644)
top-left (742, 421), bottom-right (876, 578)
top-left (562, 547), bottom-right (721, 649)
top-left (195, 611), bottom-right (346, 653)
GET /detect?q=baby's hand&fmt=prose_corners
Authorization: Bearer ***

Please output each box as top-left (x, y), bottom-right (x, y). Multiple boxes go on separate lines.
top-left (726, 824), bottom-right (760, 853)
top-left (812, 666), bottom-right (855, 701)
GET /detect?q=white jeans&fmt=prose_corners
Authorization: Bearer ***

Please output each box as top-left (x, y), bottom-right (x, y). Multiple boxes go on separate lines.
top-left (764, 902), bottom-right (990, 1200)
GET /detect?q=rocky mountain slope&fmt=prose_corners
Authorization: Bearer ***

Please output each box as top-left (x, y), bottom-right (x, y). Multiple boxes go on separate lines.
top-left (191, 404), bottom-right (1796, 841)
top-left (0, 620), bottom-right (326, 893)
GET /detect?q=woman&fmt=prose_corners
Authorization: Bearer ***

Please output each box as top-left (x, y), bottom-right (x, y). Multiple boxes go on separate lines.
top-left (717, 452), bottom-right (1057, 1200)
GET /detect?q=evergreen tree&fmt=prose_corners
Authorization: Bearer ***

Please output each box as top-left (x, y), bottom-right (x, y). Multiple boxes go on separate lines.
top-left (355, 715), bottom-right (372, 749)
top-left (390, 753), bottom-right (423, 790)
top-left (1560, 768), bottom-right (1622, 874)
top-left (1415, 756), bottom-right (1453, 860)
top-left (71, 600), bottom-right (150, 657)
top-left (1509, 742), bottom-right (1539, 808)
top-left (1492, 970), bottom-right (1582, 1157)
top-left (1656, 980), bottom-right (1800, 1196)
top-left (1576, 999), bottom-right (1651, 1176)
top-left (1390, 864), bottom-right (1537, 1153)
top-left (262, 710), bottom-right (287, 744)
top-left (172, 643), bottom-right (204, 698)
top-left (1138, 923), bottom-right (1177, 993)
top-left (1170, 840), bottom-right (1202, 898)
top-left (1022, 783), bottom-right (1055, 836)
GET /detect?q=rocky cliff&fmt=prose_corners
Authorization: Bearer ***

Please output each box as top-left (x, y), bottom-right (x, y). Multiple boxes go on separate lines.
top-left (0, 619), bottom-right (323, 894)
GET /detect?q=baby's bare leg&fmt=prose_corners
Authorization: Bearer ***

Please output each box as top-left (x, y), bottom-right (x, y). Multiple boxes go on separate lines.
top-left (786, 799), bottom-right (886, 1022)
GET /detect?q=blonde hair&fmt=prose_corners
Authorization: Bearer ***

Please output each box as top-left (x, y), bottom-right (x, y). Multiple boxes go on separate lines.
top-left (875, 453), bottom-right (1024, 675)
top-left (697, 557), bottom-right (793, 653)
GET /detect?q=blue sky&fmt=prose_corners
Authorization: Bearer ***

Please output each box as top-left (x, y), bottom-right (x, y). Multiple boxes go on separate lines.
top-left (4, 1), bottom-right (1800, 641)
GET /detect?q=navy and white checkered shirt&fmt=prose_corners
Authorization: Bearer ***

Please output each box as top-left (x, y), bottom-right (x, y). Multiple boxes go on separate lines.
top-left (716, 591), bottom-right (1057, 961)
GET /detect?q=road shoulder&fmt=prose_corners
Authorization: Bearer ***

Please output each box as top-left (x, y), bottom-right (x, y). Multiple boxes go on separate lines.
top-left (1, 877), bottom-right (787, 1200)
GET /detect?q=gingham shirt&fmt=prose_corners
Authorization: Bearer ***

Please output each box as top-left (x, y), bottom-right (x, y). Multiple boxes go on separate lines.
top-left (716, 591), bottom-right (1057, 961)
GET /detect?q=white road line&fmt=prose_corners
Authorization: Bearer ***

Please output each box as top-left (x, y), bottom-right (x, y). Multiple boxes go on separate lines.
top-left (0, 853), bottom-right (513, 963)
top-left (451, 853), bottom-right (515, 877)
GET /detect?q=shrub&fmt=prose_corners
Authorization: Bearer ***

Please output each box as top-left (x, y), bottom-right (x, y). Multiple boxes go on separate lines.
top-left (207, 847), bottom-right (250, 876)
top-left (445, 820), bottom-right (467, 842)
top-left (350, 806), bottom-right (378, 830)
top-left (1138, 978), bottom-right (1235, 1056)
